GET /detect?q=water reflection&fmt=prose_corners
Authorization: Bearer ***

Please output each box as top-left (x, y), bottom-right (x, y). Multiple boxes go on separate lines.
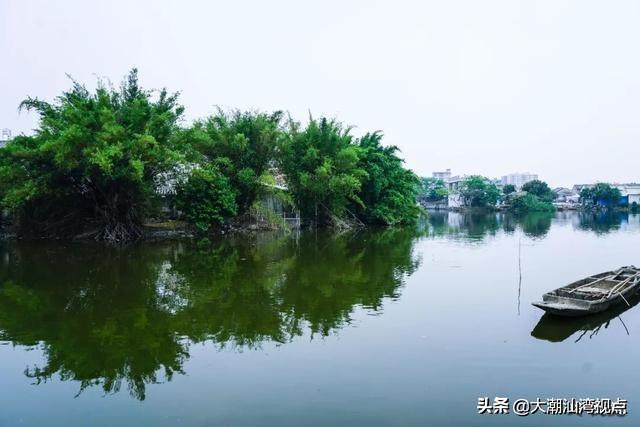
top-left (531, 294), bottom-right (640, 343)
top-left (576, 210), bottom-right (639, 235)
top-left (427, 210), bottom-right (640, 239)
top-left (0, 228), bottom-right (421, 400)
top-left (0, 244), bottom-right (189, 400)
top-left (518, 212), bottom-right (553, 238)
top-left (427, 210), bottom-right (554, 239)
top-left (2, 211), bottom-right (640, 402)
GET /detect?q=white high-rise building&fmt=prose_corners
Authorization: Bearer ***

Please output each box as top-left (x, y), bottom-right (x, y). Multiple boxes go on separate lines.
top-left (501, 172), bottom-right (538, 189)
top-left (432, 169), bottom-right (452, 182)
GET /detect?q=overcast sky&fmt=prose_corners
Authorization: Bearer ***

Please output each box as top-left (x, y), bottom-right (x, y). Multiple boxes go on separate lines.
top-left (2, 0), bottom-right (640, 187)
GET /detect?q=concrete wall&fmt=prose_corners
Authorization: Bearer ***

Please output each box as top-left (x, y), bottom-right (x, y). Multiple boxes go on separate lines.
top-left (448, 193), bottom-right (464, 208)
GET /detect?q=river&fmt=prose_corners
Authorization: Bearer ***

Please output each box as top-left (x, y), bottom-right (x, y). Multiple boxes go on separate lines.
top-left (0, 211), bottom-right (638, 426)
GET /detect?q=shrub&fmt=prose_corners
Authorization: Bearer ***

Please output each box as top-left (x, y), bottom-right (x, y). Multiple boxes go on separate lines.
top-left (521, 180), bottom-right (554, 202)
top-left (508, 193), bottom-right (554, 214)
top-left (175, 166), bottom-right (237, 232)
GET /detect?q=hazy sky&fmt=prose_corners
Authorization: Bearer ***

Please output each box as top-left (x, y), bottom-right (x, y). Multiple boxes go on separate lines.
top-left (2, 0), bottom-right (640, 187)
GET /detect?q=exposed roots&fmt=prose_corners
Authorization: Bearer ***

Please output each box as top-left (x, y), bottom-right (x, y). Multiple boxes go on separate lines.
top-left (322, 204), bottom-right (365, 232)
top-left (95, 222), bottom-right (142, 244)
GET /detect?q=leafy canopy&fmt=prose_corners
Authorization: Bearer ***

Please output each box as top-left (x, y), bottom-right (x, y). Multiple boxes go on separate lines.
top-left (459, 176), bottom-right (500, 208)
top-left (506, 193), bottom-right (554, 214)
top-left (279, 117), bottom-right (367, 224)
top-left (0, 70), bottom-right (423, 236)
top-left (579, 183), bottom-right (622, 207)
top-left (521, 179), bottom-right (554, 202)
top-left (356, 132), bottom-right (421, 225)
top-left (420, 177), bottom-right (449, 201)
top-left (0, 69), bottom-right (184, 240)
top-left (175, 165), bottom-right (237, 231)
top-left (181, 109), bottom-right (284, 213)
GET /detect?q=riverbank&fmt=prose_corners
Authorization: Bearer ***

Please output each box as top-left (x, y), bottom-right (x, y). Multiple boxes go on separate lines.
top-left (0, 215), bottom-right (354, 242)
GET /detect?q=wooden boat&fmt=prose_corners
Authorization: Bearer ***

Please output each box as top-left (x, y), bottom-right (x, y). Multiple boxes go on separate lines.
top-left (532, 266), bottom-right (640, 317)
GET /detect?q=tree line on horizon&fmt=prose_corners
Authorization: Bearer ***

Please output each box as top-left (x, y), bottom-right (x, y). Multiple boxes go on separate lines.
top-left (419, 175), bottom-right (555, 212)
top-left (0, 69), bottom-right (421, 242)
top-left (420, 175), bottom-right (631, 212)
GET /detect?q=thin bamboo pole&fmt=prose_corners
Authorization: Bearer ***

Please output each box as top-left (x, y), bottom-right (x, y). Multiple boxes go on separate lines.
top-left (606, 272), bottom-right (640, 299)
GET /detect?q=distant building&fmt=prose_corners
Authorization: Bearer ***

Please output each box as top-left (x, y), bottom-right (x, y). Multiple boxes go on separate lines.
top-left (500, 172), bottom-right (538, 189)
top-left (445, 176), bottom-right (466, 208)
top-left (432, 169), bottom-right (452, 182)
top-left (553, 187), bottom-right (579, 203)
top-left (0, 128), bottom-right (11, 147)
top-left (572, 184), bottom-right (593, 195)
top-left (573, 183), bottom-right (640, 206)
top-left (616, 184), bottom-right (640, 205)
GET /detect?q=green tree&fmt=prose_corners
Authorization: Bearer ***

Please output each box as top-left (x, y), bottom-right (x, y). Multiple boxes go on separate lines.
top-left (175, 165), bottom-right (237, 232)
top-left (0, 69), bottom-right (184, 241)
top-left (459, 176), bottom-right (500, 208)
top-left (580, 183), bottom-right (622, 208)
top-left (183, 109), bottom-right (284, 214)
top-left (507, 193), bottom-right (555, 214)
top-left (522, 179), bottom-right (554, 202)
top-left (420, 177), bottom-right (449, 201)
top-left (502, 184), bottom-right (516, 195)
top-left (355, 132), bottom-right (421, 225)
top-left (279, 117), bottom-right (367, 225)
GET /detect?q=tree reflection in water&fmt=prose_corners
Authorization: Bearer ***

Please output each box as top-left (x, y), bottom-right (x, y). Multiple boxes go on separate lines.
top-left (426, 211), bottom-right (553, 240)
top-left (576, 210), bottom-right (635, 235)
top-left (0, 228), bottom-right (421, 400)
top-left (3, 211), bottom-right (636, 400)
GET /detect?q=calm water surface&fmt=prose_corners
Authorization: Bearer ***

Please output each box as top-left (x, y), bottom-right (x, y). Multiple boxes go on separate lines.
top-left (1, 211), bottom-right (639, 426)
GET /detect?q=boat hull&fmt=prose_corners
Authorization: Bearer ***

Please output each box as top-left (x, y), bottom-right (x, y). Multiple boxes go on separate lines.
top-left (531, 299), bottom-right (614, 317)
top-left (532, 266), bottom-right (640, 317)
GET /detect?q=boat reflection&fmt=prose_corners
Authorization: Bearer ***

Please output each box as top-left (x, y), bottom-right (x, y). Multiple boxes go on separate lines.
top-left (530, 294), bottom-right (640, 342)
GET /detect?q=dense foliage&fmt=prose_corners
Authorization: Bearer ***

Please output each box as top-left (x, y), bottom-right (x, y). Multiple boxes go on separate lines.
top-left (420, 177), bottom-right (449, 201)
top-left (182, 109), bottom-right (284, 213)
top-left (506, 193), bottom-right (555, 214)
top-left (175, 165), bottom-right (237, 231)
top-left (279, 120), bottom-right (420, 226)
top-left (458, 176), bottom-right (500, 208)
top-left (278, 117), bottom-right (366, 225)
top-left (0, 71), bottom-right (421, 239)
top-left (502, 184), bottom-right (516, 195)
top-left (0, 69), bottom-right (183, 241)
top-left (504, 179), bottom-right (555, 213)
top-left (579, 183), bottom-right (622, 208)
top-left (355, 133), bottom-right (421, 225)
top-left (521, 179), bottom-right (554, 202)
